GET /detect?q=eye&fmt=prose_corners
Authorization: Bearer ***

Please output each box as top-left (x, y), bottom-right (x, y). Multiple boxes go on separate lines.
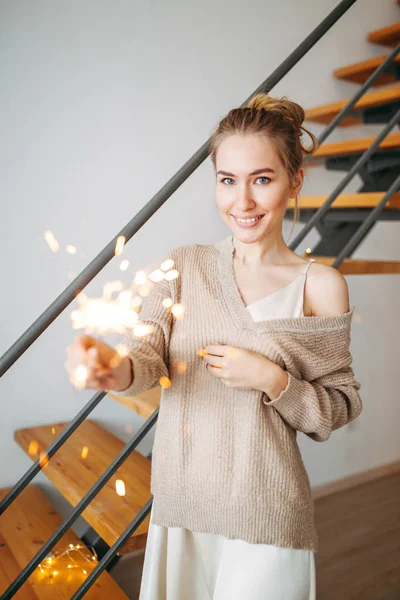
top-left (221, 177), bottom-right (235, 185)
top-left (256, 176), bottom-right (271, 184)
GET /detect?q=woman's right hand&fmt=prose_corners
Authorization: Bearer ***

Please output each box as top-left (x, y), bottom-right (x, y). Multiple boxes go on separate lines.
top-left (66, 335), bottom-right (133, 392)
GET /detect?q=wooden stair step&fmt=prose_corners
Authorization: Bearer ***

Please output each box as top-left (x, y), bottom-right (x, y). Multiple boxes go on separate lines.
top-left (108, 387), bottom-right (160, 420)
top-left (288, 192), bottom-right (400, 210)
top-left (108, 388), bottom-right (161, 421)
top-left (333, 53), bottom-right (400, 87)
top-left (367, 22), bottom-right (400, 47)
top-left (310, 132), bottom-right (400, 160)
top-left (0, 485), bottom-right (128, 599)
top-left (303, 256), bottom-right (400, 275)
top-left (305, 86), bottom-right (400, 125)
top-left (14, 420), bottom-right (151, 555)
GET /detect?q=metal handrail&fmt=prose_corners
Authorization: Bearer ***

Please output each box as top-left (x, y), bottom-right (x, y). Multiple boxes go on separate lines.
top-left (0, 0), bottom-right (358, 378)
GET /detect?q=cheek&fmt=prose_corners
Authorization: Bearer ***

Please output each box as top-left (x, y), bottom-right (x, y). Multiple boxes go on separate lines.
top-left (215, 190), bottom-right (231, 214)
top-left (255, 185), bottom-right (289, 211)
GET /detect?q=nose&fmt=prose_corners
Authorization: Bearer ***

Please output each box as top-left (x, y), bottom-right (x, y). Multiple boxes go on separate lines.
top-left (234, 184), bottom-right (256, 212)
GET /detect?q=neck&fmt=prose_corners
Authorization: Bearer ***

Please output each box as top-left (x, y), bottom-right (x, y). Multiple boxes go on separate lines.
top-left (232, 232), bottom-right (291, 266)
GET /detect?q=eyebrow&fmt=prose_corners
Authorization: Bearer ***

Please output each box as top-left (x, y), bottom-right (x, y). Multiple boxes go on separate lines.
top-left (216, 167), bottom-right (275, 176)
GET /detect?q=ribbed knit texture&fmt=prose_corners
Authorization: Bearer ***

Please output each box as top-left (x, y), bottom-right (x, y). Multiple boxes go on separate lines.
top-left (116, 236), bottom-right (362, 552)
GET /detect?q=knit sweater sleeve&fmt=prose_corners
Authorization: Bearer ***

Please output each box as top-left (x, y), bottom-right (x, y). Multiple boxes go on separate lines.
top-left (265, 343), bottom-right (362, 443)
top-left (113, 254), bottom-right (178, 398)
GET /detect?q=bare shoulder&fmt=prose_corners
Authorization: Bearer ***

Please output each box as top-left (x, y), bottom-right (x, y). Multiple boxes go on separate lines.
top-left (304, 261), bottom-right (350, 317)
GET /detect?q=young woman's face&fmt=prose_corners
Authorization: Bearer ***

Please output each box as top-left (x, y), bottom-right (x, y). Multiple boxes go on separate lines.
top-left (215, 134), bottom-right (302, 244)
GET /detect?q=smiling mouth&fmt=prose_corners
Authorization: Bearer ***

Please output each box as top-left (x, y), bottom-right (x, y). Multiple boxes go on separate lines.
top-left (231, 214), bottom-right (264, 225)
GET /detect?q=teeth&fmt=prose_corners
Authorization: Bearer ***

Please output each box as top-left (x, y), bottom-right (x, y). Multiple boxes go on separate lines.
top-left (236, 216), bottom-right (260, 223)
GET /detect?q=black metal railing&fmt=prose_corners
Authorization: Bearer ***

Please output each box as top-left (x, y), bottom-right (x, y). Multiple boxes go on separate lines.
top-left (2, 0), bottom-right (400, 597)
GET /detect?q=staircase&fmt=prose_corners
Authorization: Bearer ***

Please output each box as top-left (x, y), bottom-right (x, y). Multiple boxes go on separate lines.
top-left (0, 485), bottom-right (128, 599)
top-left (1, 2), bottom-right (399, 598)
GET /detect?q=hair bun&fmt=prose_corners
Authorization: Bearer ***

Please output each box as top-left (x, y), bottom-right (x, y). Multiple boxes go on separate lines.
top-left (246, 92), bottom-right (316, 155)
top-left (247, 92), bottom-right (304, 130)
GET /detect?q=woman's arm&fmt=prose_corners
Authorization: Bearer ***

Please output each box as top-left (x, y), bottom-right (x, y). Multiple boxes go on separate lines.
top-left (205, 267), bottom-right (362, 442)
top-left (262, 361), bottom-right (362, 442)
top-left (263, 266), bottom-right (361, 442)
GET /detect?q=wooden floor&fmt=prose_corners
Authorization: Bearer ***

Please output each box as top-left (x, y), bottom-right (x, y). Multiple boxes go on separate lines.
top-left (314, 471), bottom-right (400, 599)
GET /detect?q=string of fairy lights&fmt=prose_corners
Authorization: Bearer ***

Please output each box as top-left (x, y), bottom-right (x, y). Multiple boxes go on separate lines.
top-left (37, 543), bottom-right (98, 579)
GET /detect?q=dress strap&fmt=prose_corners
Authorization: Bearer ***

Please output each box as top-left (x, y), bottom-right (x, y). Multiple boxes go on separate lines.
top-left (302, 259), bottom-right (315, 275)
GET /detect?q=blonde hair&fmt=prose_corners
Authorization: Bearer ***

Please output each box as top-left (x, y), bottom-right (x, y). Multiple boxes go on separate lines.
top-left (209, 93), bottom-right (318, 242)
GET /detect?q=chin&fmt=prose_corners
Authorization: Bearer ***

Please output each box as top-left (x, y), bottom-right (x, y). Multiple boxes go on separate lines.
top-left (228, 219), bottom-right (269, 244)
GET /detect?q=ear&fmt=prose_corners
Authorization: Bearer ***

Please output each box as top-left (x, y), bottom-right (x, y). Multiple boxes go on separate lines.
top-left (291, 169), bottom-right (304, 197)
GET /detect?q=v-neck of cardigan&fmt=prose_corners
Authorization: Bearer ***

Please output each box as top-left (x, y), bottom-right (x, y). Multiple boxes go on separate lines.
top-left (215, 235), bottom-right (355, 334)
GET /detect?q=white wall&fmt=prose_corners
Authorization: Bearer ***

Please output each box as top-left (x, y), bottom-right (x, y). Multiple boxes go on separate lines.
top-left (1, 0), bottom-right (399, 526)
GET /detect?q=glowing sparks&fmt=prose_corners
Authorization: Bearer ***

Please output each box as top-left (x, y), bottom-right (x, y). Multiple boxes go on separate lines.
top-left (149, 269), bottom-right (164, 283)
top-left (67, 256), bottom-right (180, 339)
top-left (73, 364), bottom-right (88, 389)
top-left (28, 440), bottom-right (39, 456)
top-left (39, 452), bottom-right (49, 468)
top-left (162, 298), bottom-right (173, 308)
top-left (164, 269), bottom-right (179, 281)
top-left (177, 362), bottom-right (187, 374)
top-left (66, 245), bottom-right (77, 254)
top-left (44, 231), bottom-right (60, 252)
top-left (197, 348), bottom-right (207, 357)
top-left (115, 236), bottom-right (126, 256)
top-left (171, 303), bottom-right (184, 319)
top-left (134, 271), bottom-right (146, 285)
top-left (109, 344), bottom-right (129, 368)
top-left (103, 281), bottom-right (124, 301)
top-left (306, 248), bottom-right (312, 255)
top-left (115, 479), bottom-right (126, 496)
top-left (138, 284), bottom-right (150, 297)
top-left (161, 259), bottom-right (174, 271)
top-left (51, 427), bottom-right (56, 435)
top-left (131, 295), bottom-right (142, 309)
top-left (120, 260), bottom-right (129, 271)
top-left (133, 324), bottom-right (154, 337)
top-left (159, 376), bottom-right (171, 389)
top-left (81, 446), bottom-right (89, 459)
top-left (71, 290), bottom-right (139, 336)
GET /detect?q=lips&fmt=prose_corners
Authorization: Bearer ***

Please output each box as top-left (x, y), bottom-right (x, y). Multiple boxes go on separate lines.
top-left (231, 214), bottom-right (264, 228)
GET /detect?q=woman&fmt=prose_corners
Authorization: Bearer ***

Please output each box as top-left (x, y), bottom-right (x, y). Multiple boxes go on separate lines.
top-left (67, 93), bottom-right (362, 599)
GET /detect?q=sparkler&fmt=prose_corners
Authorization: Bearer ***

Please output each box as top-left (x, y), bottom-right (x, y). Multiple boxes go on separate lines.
top-left (67, 254), bottom-right (183, 390)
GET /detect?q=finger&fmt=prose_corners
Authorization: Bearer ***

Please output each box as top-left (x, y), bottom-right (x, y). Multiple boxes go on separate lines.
top-left (204, 354), bottom-right (223, 368)
top-left (205, 345), bottom-right (226, 357)
top-left (206, 363), bottom-right (224, 378)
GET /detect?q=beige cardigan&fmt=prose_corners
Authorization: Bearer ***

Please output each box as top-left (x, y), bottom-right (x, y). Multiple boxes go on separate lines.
top-left (116, 236), bottom-right (362, 551)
